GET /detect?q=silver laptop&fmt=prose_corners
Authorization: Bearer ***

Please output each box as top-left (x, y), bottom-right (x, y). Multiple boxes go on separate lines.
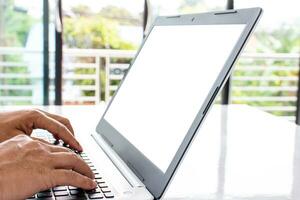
top-left (34, 7), bottom-right (262, 200)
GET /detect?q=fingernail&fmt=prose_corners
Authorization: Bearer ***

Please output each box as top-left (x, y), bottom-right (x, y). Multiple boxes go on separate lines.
top-left (77, 141), bottom-right (83, 151)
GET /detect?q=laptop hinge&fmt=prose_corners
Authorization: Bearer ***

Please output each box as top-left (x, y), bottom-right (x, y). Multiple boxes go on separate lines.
top-left (91, 133), bottom-right (145, 188)
top-left (126, 161), bottom-right (145, 182)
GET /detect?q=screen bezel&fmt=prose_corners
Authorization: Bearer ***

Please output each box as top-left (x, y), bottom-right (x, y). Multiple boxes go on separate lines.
top-left (95, 7), bottom-right (262, 199)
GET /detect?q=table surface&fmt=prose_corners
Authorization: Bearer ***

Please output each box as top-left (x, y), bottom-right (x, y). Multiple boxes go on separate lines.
top-left (1, 104), bottom-right (299, 200)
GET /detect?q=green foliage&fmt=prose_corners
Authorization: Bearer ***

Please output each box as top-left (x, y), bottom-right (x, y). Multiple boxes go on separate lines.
top-left (71, 5), bottom-right (91, 17)
top-left (63, 10), bottom-right (137, 101)
top-left (255, 24), bottom-right (300, 53)
top-left (226, 22), bottom-right (300, 117)
top-left (178, 0), bottom-right (223, 13)
top-left (0, 0), bottom-right (34, 104)
top-left (5, 12), bottom-right (34, 46)
top-left (99, 5), bottom-right (141, 26)
top-left (1, 0), bottom-right (34, 46)
top-left (64, 16), bottom-right (136, 50)
top-left (232, 58), bottom-right (299, 117)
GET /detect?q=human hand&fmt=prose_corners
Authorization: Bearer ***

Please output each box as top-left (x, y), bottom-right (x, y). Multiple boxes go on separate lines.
top-left (0, 109), bottom-right (82, 151)
top-left (0, 134), bottom-right (96, 200)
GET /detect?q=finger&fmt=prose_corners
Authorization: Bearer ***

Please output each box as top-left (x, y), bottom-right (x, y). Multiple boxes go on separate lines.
top-left (31, 137), bottom-right (52, 145)
top-left (51, 170), bottom-right (97, 190)
top-left (37, 109), bottom-right (75, 135)
top-left (49, 152), bottom-right (94, 179)
top-left (32, 112), bottom-right (83, 152)
top-left (31, 138), bottom-right (72, 153)
top-left (46, 144), bottom-right (71, 153)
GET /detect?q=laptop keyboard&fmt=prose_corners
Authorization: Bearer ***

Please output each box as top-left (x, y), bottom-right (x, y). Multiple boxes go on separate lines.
top-left (27, 131), bottom-right (115, 200)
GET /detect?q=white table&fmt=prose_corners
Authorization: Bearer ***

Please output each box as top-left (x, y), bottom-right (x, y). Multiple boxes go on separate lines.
top-left (1, 104), bottom-right (299, 200)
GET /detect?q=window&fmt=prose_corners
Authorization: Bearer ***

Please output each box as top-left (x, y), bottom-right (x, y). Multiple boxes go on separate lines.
top-left (232, 0), bottom-right (300, 121)
top-left (0, 0), bottom-right (46, 105)
top-left (61, 0), bottom-right (144, 104)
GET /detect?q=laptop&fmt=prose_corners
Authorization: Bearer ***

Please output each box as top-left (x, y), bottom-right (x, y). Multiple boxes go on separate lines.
top-left (30, 7), bottom-right (262, 200)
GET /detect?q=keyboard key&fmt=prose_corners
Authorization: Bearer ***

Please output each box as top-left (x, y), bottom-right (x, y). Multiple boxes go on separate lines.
top-left (88, 193), bottom-right (104, 199)
top-left (63, 143), bottom-right (69, 147)
top-left (53, 186), bottom-right (67, 191)
top-left (70, 189), bottom-right (85, 196)
top-left (101, 187), bottom-right (111, 193)
top-left (40, 189), bottom-right (51, 193)
top-left (54, 139), bottom-right (60, 145)
top-left (95, 174), bottom-right (102, 179)
top-left (37, 191), bottom-right (52, 198)
top-left (31, 198), bottom-right (53, 200)
top-left (68, 186), bottom-right (78, 190)
top-left (55, 196), bottom-right (87, 200)
top-left (104, 192), bottom-right (115, 198)
top-left (98, 182), bottom-right (107, 187)
top-left (49, 139), bottom-right (56, 143)
top-left (54, 190), bottom-right (69, 197)
top-left (86, 187), bottom-right (101, 194)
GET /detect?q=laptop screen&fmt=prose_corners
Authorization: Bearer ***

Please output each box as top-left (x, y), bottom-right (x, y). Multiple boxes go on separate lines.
top-left (104, 24), bottom-right (246, 173)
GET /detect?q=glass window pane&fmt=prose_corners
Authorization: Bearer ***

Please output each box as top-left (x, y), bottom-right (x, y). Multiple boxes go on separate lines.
top-left (0, 0), bottom-right (49, 105)
top-left (149, 0), bottom-right (225, 15)
top-left (62, 0), bottom-right (144, 105)
top-left (232, 0), bottom-right (300, 121)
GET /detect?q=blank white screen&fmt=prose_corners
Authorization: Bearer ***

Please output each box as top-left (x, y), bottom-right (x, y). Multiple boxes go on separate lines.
top-left (104, 24), bottom-right (246, 172)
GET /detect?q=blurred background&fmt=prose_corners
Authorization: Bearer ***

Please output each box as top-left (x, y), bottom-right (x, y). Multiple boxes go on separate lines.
top-left (0, 0), bottom-right (299, 122)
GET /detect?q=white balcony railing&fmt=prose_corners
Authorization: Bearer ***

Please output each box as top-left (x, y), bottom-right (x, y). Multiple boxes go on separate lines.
top-left (0, 47), bottom-right (299, 121)
top-left (232, 52), bottom-right (299, 121)
top-left (0, 47), bottom-right (136, 105)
